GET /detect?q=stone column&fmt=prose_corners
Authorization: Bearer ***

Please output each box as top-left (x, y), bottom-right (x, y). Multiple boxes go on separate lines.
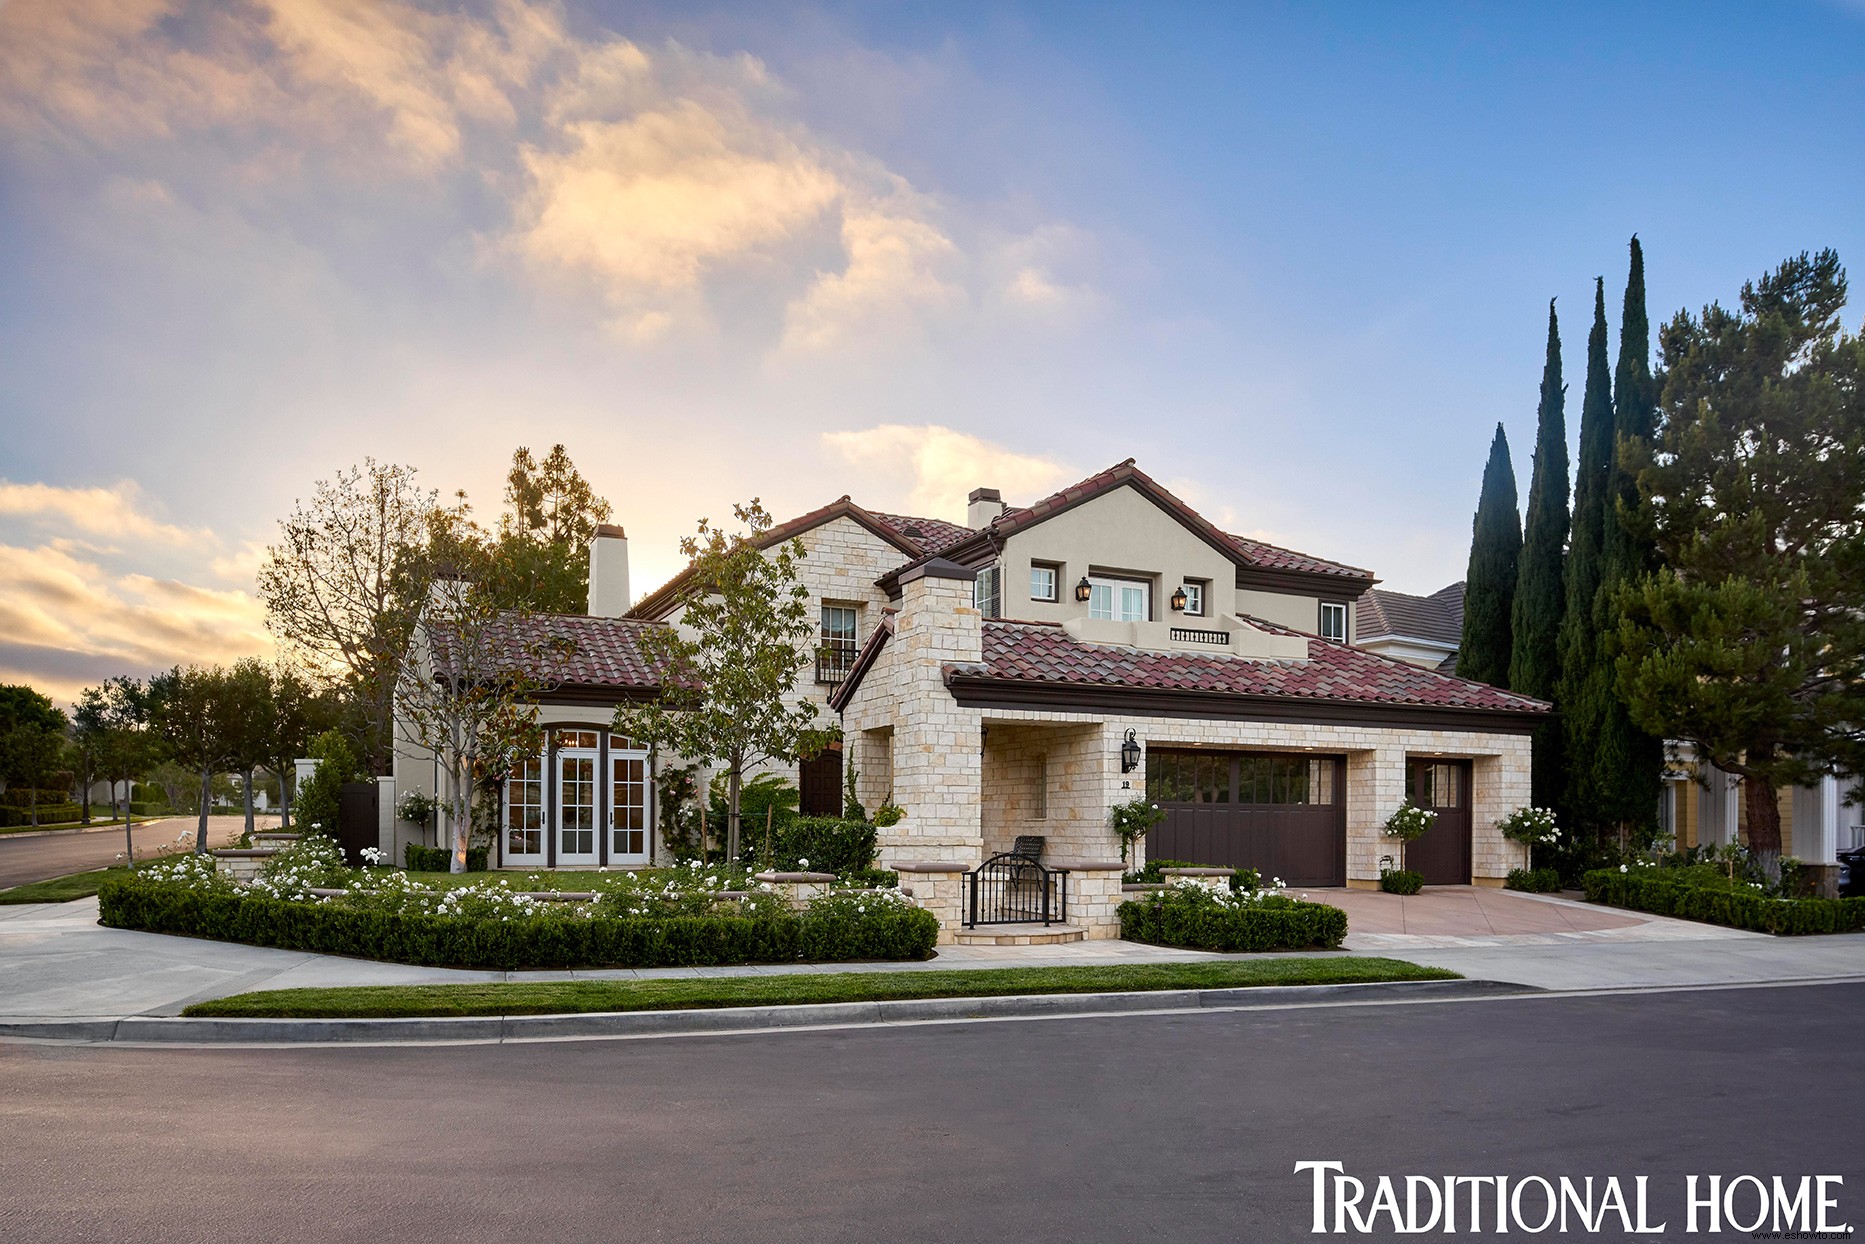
top-left (893, 861), bottom-right (973, 945)
top-left (877, 560), bottom-right (985, 865)
top-left (1470, 747), bottom-right (1531, 884)
top-left (1049, 858), bottom-right (1127, 939)
top-left (1346, 746), bottom-right (1405, 888)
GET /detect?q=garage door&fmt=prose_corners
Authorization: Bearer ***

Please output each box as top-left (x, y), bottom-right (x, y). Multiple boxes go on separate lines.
top-left (1144, 750), bottom-right (1346, 887)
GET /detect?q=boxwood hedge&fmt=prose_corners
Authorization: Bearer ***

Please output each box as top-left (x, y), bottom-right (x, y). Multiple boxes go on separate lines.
top-left (1583, 868), bottom-right (1865, 936)
top-left (98, 874), bottom-right (938, 970)
top-left (1118, 891), bottom-right (1347, 953)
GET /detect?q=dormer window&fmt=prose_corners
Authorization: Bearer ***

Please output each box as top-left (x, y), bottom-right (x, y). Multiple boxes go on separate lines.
top-left (1088, 576), bottom-right (1150, 622)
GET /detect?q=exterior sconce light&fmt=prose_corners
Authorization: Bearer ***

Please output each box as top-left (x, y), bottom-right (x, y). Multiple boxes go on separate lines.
top-left (1075, 576), bottom-right (1093, 603)
top-left (1119, 728), bottom-right (1142, 774)
top-left (1170, 585), bottom-right (1188, 612)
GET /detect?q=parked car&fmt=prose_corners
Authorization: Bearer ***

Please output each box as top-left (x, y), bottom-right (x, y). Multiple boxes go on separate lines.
top-left (1838, 844), bottom-right (1865, 898)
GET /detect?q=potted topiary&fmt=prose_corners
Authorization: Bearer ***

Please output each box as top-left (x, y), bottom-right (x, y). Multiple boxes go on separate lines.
top-left (1380, 799), bottom-right (1435, 893)
top-left (1109, 798), bottom-right (1166, 864)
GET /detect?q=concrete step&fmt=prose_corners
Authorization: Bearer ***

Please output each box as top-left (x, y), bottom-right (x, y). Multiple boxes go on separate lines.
top-left (949, 923), bottom-right (1085, 946)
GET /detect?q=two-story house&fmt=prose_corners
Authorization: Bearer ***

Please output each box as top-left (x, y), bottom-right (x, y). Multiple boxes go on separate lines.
top-left (391, 459), bottom-right (1551, 887)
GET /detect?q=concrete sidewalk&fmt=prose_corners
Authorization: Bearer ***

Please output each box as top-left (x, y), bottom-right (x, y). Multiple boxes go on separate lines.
top-left (2, 894), bottom-right (1863, 1024)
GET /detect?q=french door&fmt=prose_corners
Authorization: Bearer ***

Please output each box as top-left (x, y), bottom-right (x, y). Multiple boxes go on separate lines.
top-left (556, 745), bottom-right (599, 866)
top-left (503, 756), bottom-right (546, 867)
top-left (609, 741), bottom-right (650, 867)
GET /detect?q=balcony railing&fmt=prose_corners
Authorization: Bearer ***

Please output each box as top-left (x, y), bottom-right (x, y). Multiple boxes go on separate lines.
top-left (816, 647), bottom-right (857, 684)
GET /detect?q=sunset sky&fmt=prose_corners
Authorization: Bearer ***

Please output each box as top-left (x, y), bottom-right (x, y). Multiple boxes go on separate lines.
top-left (2, 0), bottom-right (1861, 703)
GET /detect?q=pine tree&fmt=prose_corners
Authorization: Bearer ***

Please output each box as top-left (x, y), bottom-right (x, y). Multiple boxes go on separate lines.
top-left (1594, 236), bottom-right (1666, 836)
top-left (1559, 278), bottom-right (1615, 826)
top-left (1456, 423), bottom-right (1521, 687)
top-left (1510, 300), bottom-right (1570, 810)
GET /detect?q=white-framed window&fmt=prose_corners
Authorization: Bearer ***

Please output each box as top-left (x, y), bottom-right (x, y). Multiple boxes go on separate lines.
top-left (819, 604), bottom-right (858, 682)
top-left (1182, 581), bottom-right (1206, 617)
top-left (1029, 563), bottom-right (1058, 603)
top-left (1088, 575), bottom-right (1150, 622)
top-left (1319, 601), bottom-right (1348, 643)
top-left (974, 566), bottom-right (1001, 618)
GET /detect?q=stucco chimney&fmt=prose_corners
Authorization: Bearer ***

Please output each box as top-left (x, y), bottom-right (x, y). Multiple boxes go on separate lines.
top-left (967, 487), bottom-right (1004, 530)
top-left (587, 524), bottom-right (630, 616)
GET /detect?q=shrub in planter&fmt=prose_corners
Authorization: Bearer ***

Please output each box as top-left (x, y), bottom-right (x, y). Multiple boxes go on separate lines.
top-left (1118, 882), bottom-right (1346, 952)
top-left (1505, 866), bottom-right (1563, 893)
top-left (97, 874), bottom-right (939, 969)
top-left (405, 843), bottom-right (488, 872)
top-left (1379, 868), bottom-right (1423, 895)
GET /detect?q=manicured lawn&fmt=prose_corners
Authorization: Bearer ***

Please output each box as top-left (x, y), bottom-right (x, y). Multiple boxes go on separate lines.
top-left (0, 868), bottom-right (125, 904)
top-left (0, 815), bottom-right (161, 837)
top-left (183, 957), bottom-right (1458, 1019)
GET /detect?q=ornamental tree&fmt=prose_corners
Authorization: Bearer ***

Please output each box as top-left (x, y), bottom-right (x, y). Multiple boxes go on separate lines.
top-left (1457, 422), bottom-right (1521, 687)
top-left (1510, 301), bottom-right (1570, 811)
top-left (612, 501), bottom-right (830, 861)
top-left (489, 444), bottom-right (615, 613)
top-left (1615, 249), bottom-right (1865, 874)
top-left (1559, 278), bottom-right (1617, 827)
top-left (145, 665), bottom-right (233, 854)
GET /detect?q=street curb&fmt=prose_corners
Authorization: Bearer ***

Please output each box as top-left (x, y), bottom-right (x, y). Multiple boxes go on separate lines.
top-left (0, 978), bottom-right (1535, 1047)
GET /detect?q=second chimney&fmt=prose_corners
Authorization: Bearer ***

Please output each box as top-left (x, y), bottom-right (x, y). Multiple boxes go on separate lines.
top-left (587, 524), bottom-right (631, 617)
top-left (967, 487), bottom-right (1005, 529)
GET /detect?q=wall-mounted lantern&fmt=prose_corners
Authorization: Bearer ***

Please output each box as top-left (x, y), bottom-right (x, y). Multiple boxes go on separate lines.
top-left (1169, 584), bottom-right (1188, 612)
top-left (1075, 576), bottom-right (1093, 603)
top-left (1120, 728), bottom-right (1142, 774)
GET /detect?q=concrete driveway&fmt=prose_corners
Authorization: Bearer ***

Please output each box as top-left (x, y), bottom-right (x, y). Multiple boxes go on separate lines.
top-left (1330, 884), bottom-right (1652, 945)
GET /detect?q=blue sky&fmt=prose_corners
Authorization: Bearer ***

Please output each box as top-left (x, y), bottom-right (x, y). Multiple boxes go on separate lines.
top-left (1, 0), bottom-right (1860, 699)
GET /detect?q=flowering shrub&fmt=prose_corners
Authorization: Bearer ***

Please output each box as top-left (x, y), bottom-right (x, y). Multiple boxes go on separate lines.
top-left (1496, 806), bottom-right (1559, 847)
top-left (138, 850), bottom-right (234, 894)
top-left (1108, 798), bottom-right (1166, 863)
top-left (1382, 800), bottom-right (1437, 842)
top-left (394, 792), bottom-right (437, 825)
top-left (1118, 881), bottom-right (1346, 952)
top-left (247, 833), bottom-right (347, 902)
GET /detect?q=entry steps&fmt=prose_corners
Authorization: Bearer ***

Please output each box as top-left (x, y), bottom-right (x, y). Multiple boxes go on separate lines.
top-left (949, 923), bottom-right (1085, 947)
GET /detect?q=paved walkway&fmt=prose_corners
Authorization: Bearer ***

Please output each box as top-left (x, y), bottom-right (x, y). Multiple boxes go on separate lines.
top-left (2, 887), bottom-right (1862, 1022)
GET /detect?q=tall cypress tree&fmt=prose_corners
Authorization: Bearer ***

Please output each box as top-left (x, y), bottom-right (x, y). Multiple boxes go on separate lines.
top-left (1510, 300), bottom-right (1570, 810)
top-left (1456, 423), bottom-right (1521, 687)
top-left (1594, 236), bottom-right (1665, 835)
top-left (1559, 278), bottom-right (1615, 826)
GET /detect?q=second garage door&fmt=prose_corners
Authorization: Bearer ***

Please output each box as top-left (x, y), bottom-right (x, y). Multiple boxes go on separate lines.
top-left (1144, 749), bottom-right (1347, 888)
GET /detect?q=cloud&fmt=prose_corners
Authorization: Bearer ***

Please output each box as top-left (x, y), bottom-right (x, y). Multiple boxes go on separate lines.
top-left (0, 480), bottom-right (211, 547)
top-left (0, 541), bottom-right (271, 703)
top-left (780, 208), bottom-right (963, 352)
top-left (822, 425), bottom-right (1075, 520)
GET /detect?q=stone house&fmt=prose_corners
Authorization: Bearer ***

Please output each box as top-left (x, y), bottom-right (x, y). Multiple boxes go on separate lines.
top-left (391, 459), bottom-right (1552, 887)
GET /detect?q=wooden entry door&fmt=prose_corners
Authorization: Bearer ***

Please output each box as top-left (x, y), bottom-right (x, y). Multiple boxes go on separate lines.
top-left (1405, 759), bottom-right (1471, 885)
top-left (799, 743), bottom-right (843, 818)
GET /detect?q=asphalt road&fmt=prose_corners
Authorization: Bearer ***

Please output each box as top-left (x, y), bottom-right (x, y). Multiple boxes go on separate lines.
top-left (2, 983), bottom-right (1860, 1242)
top-left (0, 816), bottom-right (254, 889)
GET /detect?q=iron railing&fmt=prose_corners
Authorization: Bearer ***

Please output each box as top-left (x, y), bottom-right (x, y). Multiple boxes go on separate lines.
top-left (965, 851), bottom-right (1067, 927)
top-left (816, 647), bottom-right (857, 684)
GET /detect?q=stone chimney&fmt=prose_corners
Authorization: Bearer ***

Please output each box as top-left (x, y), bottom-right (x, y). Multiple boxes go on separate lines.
top-left (587, 524), bottom-right (630, 617)
top-left (967, 487), bottom-right (1004, 530)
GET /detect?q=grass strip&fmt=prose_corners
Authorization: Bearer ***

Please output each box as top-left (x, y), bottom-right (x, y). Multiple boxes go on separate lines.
top-left (0, 856), bottom-right (191, 904)
top-left (183, 957), bottom-right (1457, 1019)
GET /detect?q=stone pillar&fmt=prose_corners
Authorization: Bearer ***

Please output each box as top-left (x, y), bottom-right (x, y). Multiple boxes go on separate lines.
top-left (1050, 858), bottom-right (1126, 940)
top-left (878, 560), bottom-right (985, 865)
top-left (211, 848), bottom-right (277, 883)
top-left (1346, 746), bottom-right (1405, 888)
top-left (1470, 748), bottom-right (1531, 884)
top-left (893, 861), bottom-right (973, 946)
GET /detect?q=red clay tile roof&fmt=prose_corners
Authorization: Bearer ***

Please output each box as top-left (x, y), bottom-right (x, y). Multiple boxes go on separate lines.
top-left (878, 459), bottom-right (1375, 589)
top-left (951, 617), bottom-right (1548, 715)
top-left (435, 612), bottom-right (671, 690)
top-left (628, 497), bottom-right (975, 620)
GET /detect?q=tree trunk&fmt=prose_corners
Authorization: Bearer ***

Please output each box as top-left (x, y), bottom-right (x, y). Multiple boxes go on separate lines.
top-left (1743, 773), bottom-right (1783, 881)
top-left (276, 768), bottom-right (292, 830)
top-left (28, 786), bottom-right (37, 828)
top-left (195, 768), bottom-right (213, 854)
top-left (726, 767), bottom-right (742, 862)
top-left (450, 767), bottom-right (468, 875)
top-left (243, 767), bottom-right (256, 837)
top-left (80, 761), bottom-right (91, 826)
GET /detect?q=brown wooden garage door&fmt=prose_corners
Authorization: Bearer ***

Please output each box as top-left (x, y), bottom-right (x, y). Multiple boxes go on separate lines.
top-left (1404, 759), bottom-right (1471, 885)
top-left (1144, 750), bottom-right (1346, 887)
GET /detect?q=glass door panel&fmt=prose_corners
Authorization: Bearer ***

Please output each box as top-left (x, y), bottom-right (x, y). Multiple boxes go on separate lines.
top-left (610, 752), bottom-right (648, 864)
top-left (504, 755), bottom-right (545, 865)
top-left (557, 752), bottom-right (597, 864)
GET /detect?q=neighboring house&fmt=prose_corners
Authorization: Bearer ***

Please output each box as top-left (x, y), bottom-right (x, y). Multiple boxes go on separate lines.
top-left (1659, 744), bottom-right (1861, 866)
top-left (1355, 582), bottom-right (1464, 672)
top-left (391, 459), bottom-right (1552, 887)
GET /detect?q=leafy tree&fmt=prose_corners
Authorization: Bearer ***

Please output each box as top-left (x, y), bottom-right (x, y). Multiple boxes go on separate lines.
top-left (0, 685), bottom-right (68, 827)
top-left (395, 505), bottom-right (547, 873)
top-left (1558, 278), bottom-right (1616, 826)
top-left (73, 677), bottom-right (156, 861)
top-left (1592, 236), bottom-right (1666, 835)
top-left (1616, 249), bottom-right (1865, 874)
top-left (489, 444), bottom-right (615, 613)
top-left (294, 729), bottom-right (365, 840)
top-left (146, 665), bottom-right (232, 854)
top-left (219, 659), bottom-right (278, 838)
top-left (1456, 423), bottom-right (1520, 686)
top-left (258, 665), bottom-right (338, 831)
top-left (258, 459), bottom-right (437, 773)
top-left (1510, 300), bottom-right (1571, 810)
top-left (613, 502), bottom-right (832, 861)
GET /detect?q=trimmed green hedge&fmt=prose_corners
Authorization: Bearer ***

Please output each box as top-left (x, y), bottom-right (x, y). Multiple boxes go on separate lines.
top-left (0, 803), bottom-right (82, 828)
top-left (1379, 868), bottom-right (1423, 895)
top-left (1506, 866), bottom-right (1563, 893)
top-left (404, 844), bottom-right (488, 872)
top-left (1119, 895), bottom-right (1347, 953)
top-left (1583, 868), bottom-right (1865, 936)
top-left (757, 817), bottom-right (878, 874)
top-left (97, 875), bottom-right (938, 970)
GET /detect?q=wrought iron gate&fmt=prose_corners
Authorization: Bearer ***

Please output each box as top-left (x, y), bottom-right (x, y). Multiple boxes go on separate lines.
top-left (965, 851), bottom-right (1067, 927)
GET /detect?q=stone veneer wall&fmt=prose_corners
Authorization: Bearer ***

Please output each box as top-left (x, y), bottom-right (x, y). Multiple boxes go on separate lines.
top-left (980, 721), bottom-right (1106, 858)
